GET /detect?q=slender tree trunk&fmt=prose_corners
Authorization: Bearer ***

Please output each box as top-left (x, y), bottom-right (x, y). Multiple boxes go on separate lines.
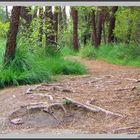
top-left (33, 6), bottom-right (38, 19)
top-left (4, 6), bottom-right (21, 65)
top-left (102, 22), bottom-right (106, 44)
top-left (96, 9), bottom-right (103, 47)
top-left (5, 6), bottom-right (10, 21)
top-left (38, 7), bottom-right (44, 46)
top-left (54, 6), bottom-right (59, 42)
top-left (20, 6), bottom-right (32, 27)
top-left (126, 19), bottom-right (132, 44)
top-left (91, 10), bottom-right (98, 48)
top-left (62, 6), bottom-right (67, 27)
top-left (58, 6), bottom-right (63, 32)
top-left (71, 7), bottom-right (79, 51)
top-left (45, 6), bottom-right (55, 46)
top-left (108, 6), bottom-right (118, 43)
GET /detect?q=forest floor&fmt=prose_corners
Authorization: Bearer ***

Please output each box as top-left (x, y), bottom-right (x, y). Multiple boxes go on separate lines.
top-left (0, 56), bottom-right (140, 135)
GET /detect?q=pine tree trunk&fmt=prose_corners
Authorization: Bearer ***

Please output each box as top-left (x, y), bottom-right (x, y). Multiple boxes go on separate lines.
top-left (71, 7), bottom-right (79, 51)
top-left (58, 6), bottom-right (63, 32)
top-left (96, 9), bottom-right (103, 47)
top-left (108, 6), bottom-right (118, 43)
top-left (38, 7), bottom-right (44, 46)
top-left (62, 6), bottom-right (67, 27)
top-left (45, 6), bottom-right (55, 46)
top-left (5, 6), bottom-right (10, 21)
top-left (20, 7), bottom-right (32, 27)
top-left (54, 6), bottom-right (59, 42)
top-left (91, 10), bottom-right (98, 48)
top-left (4, 6), bottom-right (21, 65)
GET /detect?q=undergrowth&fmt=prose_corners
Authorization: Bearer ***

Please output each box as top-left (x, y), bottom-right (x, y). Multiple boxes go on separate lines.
top-left (79, 43), bottom-right (140, 67)
top-left (0, 39), bottom-right (87, 88)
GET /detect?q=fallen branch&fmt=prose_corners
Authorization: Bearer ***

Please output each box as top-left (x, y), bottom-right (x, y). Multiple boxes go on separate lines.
top-left (86, 101), bottom-right (123, 117)
top-left (63, 97), bottom-right (99, 113)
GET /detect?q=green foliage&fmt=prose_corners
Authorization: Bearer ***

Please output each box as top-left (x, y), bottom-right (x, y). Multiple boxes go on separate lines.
top-left (0, 39), bottom-right (87, 88)
top-left (79, 43), bottom-right (97, 59)
top-left (97, 44), bottom-right (140, 67)
top-left (0, 7), bottom-right (8, 22)
top-left (44, 56), bottom-right (87, 75)
top-left (63, 99), bottom-right (71, 105)
top-left (0, 22), bottom-right (9, 38)
top-left (60, 47), bottom-right (77, 56)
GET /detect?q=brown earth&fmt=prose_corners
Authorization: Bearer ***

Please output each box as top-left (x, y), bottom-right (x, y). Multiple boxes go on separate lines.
top-left (0, 56), bottom-right (140, 135)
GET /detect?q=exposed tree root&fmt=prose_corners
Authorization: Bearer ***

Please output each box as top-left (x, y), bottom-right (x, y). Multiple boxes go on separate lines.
top-left (123, 78), bottom-right (140, 83)
top-left (114, 86), bottom-right (137, 92)
top-left (44, 103), bottom-right (67, 114)
top-left (29, 93), bottom-right (54, 101)
top-left (112, 125), bottom-right (140, 133)
top-left (63, 97), bottom-right (101, 113)
top-left (86, 101), bottom-right (123, 117)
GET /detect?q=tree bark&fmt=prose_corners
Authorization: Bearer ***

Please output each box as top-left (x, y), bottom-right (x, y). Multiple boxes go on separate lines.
top-left (62, 6), bottom-right (67, 27)
top-left (38, 7), bottom-right (44, 46)
top-left (108, 6), bottom-right (118, 43)
top-left (96, 9), bottom-right (103, 47)
top-left (5, 6), bottom-right (10, 21)
top-left (91, 10), bottom-right (98, 48)
top-left (71, 7), bottom-right (79, 51)
top-left (58, 6), bottom-right (63, 32)
top-left (45, 6), bottom-right (55, 46)
top-left (4, 6), bottom-right (21, 65)
top-left (20, 6), bottom-right (32, 27)
top-left (53, 6), bottom-right (59, 42)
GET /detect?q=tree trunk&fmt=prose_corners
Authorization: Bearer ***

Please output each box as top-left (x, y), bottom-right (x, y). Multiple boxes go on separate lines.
top-left (53, 6), bottom-right (59, 42)
top-left (62, 6), bottom-right (67, 27)
top-left (96, 9), bottom-right (103, 47)
top-left (33, 6), bottom-right (38, 19)
top-left (5, 6), bottom-right (10, 21)
top-left (20, 6), bottom-right (32, 27)
top-left (91, 10), bottom-right (98, 48)
top-left (45, 6), bottom-right (55, 46)
top-left (38, 7), bottom-right (44, 46)
top-left (71, 7), bottom-right (79, 51)
top-left (58, 6), bottom-right (63, 32)
top-left (108, 6), bottom-right (118, 43)
top-left (4, 6), bottom-right (21, 65)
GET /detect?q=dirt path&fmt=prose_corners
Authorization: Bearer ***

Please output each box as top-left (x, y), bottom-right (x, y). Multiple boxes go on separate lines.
top-left (0, 56), bottom-right (140, 134)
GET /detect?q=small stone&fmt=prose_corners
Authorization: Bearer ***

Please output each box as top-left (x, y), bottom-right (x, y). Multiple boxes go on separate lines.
top-left (12, 95), bottom-right (16, 98)
top-left (43, 108), bottom-right (49, 113)
top-left (10, 118), bottom-right (24, 125)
